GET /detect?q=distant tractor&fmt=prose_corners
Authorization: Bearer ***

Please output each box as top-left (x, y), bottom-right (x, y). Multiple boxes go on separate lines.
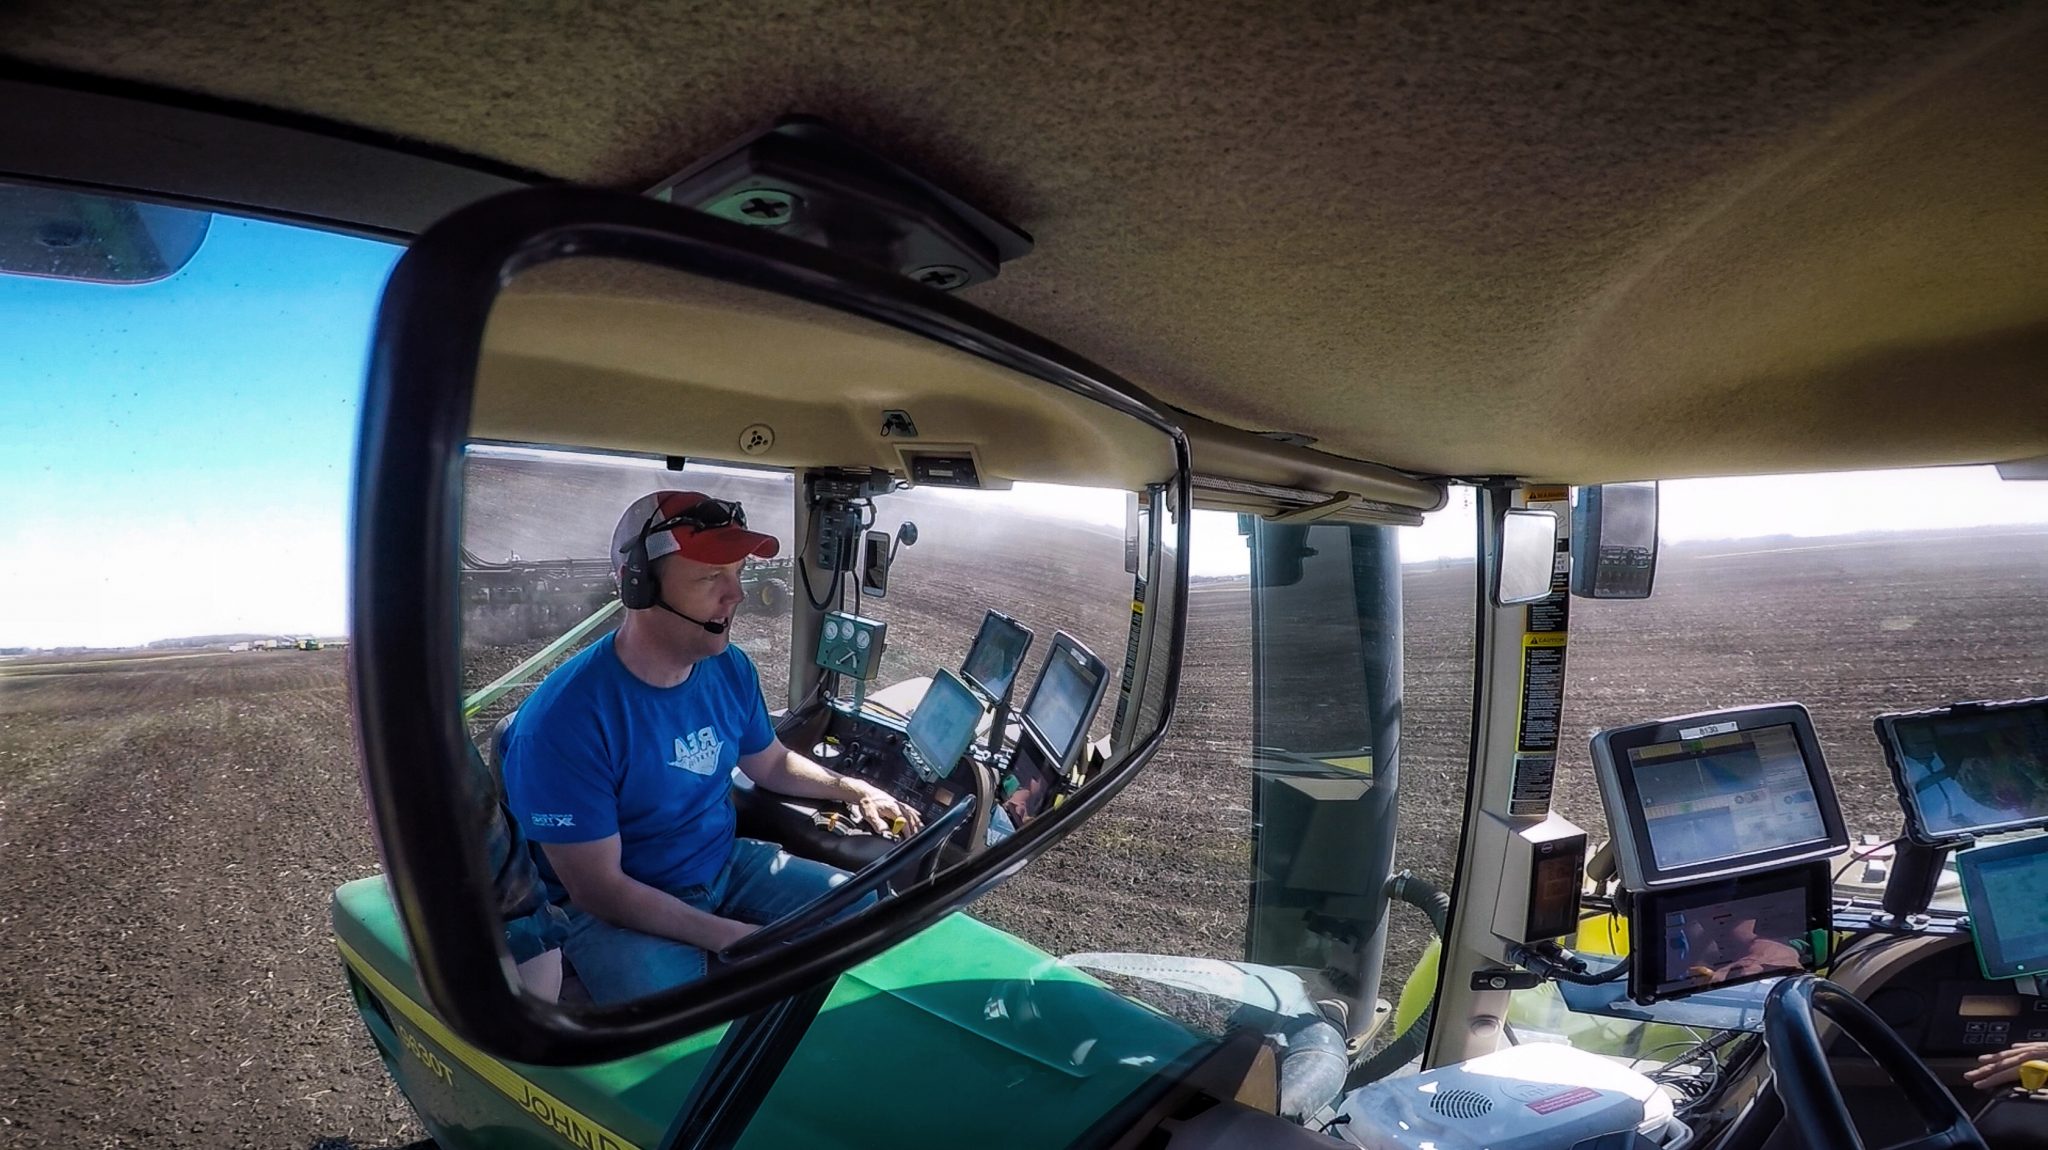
top-left (297, 638), bottom-right (323, 651)
top-left (460, 548), bottom-right (792, 646)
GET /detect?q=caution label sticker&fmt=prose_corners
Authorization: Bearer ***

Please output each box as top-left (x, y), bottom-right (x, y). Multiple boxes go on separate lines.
top-left (1515, 633), bottom-right (1568, 754)
top-left (1510, 754), bottom-right (1556, 816)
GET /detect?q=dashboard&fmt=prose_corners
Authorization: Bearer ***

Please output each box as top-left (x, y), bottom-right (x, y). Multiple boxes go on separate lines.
top-left (739, 609), bottom-right (1110, 875)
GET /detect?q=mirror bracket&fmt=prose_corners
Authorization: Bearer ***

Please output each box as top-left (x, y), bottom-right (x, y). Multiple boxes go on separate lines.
top-left (648, 115), bottom-right (1034, 292)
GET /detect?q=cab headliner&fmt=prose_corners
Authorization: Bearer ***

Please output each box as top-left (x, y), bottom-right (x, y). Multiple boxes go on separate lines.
top-left (6, 1), bottom-right (2044, 483)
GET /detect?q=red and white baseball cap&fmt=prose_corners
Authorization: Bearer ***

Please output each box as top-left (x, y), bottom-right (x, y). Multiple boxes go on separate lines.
top-left (612, 490), bottom-right (781, 570)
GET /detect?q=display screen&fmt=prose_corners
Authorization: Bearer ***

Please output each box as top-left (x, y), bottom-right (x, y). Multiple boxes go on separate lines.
top-left (1653, 886), bottom-right (1812, 997)
top-left (961, 612), bottom-right (1032, 702)
top-left (1528, 850), bottom-right (1585, 941)
top-left (1024, 644), bottom-right (1105, 766)
top-left (1961, 838), bottom-right (2048, 979)
top-left (1887, 702), bottom-right (2048, 839)
top-left (1002, 736), bottom-right (1056, 825)
top-left (1628, 724), bottom-right (1829, 871)
top-left (1957, 995), bottom-right (2022, 1018)
top-left (906, 671), bottom-right (983, 780)
top-left (1630, 864), bottom-right (1826, 1003)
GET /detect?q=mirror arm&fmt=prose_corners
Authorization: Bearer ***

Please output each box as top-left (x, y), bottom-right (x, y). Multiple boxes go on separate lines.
top-left (656, 977), bottom-right (835, 1150)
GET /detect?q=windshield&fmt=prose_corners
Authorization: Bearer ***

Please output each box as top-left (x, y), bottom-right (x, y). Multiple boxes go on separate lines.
top-left (1556, 468), bottom-right (2048, 891)
top-left (1514, 467), bottom-right (2048, 1070)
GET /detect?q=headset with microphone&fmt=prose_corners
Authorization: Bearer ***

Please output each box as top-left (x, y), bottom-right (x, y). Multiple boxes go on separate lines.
top-left (618, 502), bottom-right (745, 634)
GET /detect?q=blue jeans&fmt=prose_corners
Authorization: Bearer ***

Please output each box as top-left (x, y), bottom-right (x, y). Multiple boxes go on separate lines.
top-left (562, 838), bottom-right (867, 1003)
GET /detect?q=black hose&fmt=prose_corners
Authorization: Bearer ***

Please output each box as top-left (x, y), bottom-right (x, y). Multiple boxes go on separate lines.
top-left (1345, 871), bottom-right (1451, 1089)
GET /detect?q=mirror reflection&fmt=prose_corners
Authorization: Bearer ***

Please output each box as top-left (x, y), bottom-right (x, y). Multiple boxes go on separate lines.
top-left (1496, 508), bottom-right (1559, 606)
top-left (440, 256), bottom-right (1180, 1010)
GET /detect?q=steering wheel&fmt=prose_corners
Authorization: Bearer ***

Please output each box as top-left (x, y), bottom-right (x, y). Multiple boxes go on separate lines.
top-left (1764, 975), bottom-right (1986, 1150)
top-left (717, 793), bottom-right (976, 965)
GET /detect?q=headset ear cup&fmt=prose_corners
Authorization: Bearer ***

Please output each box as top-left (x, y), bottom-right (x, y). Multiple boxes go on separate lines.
top-left (620, 533), bottom-right (658, 610)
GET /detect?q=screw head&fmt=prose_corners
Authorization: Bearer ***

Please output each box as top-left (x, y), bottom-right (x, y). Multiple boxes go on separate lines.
top-left (708, 188), bottom-right (799, 227)
top-left (910, 264), bottom-right (969, 291)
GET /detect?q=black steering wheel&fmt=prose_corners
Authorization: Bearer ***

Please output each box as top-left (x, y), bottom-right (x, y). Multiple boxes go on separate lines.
top-left (1764, 975), bottom-right (1986, 1150)
top-left (716, 793), bottom-right (976, 965)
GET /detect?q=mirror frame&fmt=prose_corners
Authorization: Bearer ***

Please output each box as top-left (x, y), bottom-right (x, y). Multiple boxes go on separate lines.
top-left (352, 185), bottom-right (1192, 1064)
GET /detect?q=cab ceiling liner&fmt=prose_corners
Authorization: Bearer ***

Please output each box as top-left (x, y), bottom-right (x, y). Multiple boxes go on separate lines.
top-left (6, 1), bottom-right (2045, 482)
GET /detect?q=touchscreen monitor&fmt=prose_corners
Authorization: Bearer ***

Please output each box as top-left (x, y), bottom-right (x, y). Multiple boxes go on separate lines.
top-left (904, 670), bottom-right (984, 782)
top-left (1002, 735), bottom-right (1057, 824)
top-left (1020, 633), bottom-right (1108, 773)
top-left (1877, 698), bottom-right (2048, 843)
top-left (1592, 704), bottom-right (1847, 890)
top-left (1956, 835), bottom-right (2048, 980)
top-left (961, 610), bottom-right (1034, 705)
top-left (1629, 862), bottom-right (1829, 1003)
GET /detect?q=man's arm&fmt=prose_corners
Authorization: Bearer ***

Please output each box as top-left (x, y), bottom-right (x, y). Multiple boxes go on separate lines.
top-left (540, 836), bottom-right (754, 951)
top-left (738, 738), bottom-right (924, 834)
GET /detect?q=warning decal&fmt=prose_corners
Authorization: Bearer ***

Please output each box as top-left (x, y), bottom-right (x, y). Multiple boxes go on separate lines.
top-left (1510, 754), bottom-right (1556, 816)
top-left (1526, 1086), bottom-right (1602, 1114)
top-left (1515, 634), bottom-right (1567, 753)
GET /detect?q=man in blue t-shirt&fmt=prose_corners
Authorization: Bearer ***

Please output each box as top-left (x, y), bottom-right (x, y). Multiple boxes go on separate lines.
top-left (503, 490), bottom-right (922, 1003)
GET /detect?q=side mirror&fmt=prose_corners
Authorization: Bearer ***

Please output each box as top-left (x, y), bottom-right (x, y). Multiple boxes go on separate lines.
top-left (1494, 508), bottom-right (1559, 606)
top-left (860, 528), bottom-right (893, 598)
top-left (1570, 481), bottom-right (1659, 599)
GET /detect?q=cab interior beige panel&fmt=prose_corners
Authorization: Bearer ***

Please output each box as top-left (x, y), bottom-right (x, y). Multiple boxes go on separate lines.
top-left (15, 1), bottom-right (2047, 483)
top-left (476, 262), bottom-right (1176, 492)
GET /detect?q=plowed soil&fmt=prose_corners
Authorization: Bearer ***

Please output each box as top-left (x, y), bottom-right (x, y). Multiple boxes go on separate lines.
top-left (5, 517), bottom-right (2044, 1147)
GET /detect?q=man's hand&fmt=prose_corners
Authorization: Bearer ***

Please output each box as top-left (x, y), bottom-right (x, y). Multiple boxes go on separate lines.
top-left (841, 777), bottom-right (924, 836)
top-left (1965, 1041), bottom-right (2048, 1091)
top-left (704, 915), bottom-right (759, 953)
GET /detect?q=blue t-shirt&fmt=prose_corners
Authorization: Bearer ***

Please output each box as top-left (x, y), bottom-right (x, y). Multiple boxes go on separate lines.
top-left (503, 635), bottom-right (776, 892)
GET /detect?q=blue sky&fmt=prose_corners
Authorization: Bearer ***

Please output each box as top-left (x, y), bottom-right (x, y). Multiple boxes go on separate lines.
top-left (0, 215), bottom-right (398, 647)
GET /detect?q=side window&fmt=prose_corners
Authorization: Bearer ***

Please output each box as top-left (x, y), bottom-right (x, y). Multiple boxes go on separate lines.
top-left (1, 188), bottom-right (425, 1144)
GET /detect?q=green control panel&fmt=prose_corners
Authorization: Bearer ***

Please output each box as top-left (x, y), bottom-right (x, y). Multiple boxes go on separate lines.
top-left (816, 611), bottom-right (887, 681)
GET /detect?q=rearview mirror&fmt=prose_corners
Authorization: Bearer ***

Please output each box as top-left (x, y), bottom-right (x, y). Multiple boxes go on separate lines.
top-left (352, 186), bottom-right (1191, 1065)
top-left (1570, 481), bottom-right (1659, 598)
top-left (1494, 508), bottom-right (1559, 606)
top-left (0, 182), bottom-right (211, 284)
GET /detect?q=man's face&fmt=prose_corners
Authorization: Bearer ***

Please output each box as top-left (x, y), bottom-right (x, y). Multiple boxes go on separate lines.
top-left (653, 553), bottom-right (748, 656)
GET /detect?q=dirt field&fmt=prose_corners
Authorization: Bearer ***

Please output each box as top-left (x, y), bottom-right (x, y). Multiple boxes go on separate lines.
top-left (0, 648), bottom-right (423, 1147)
top-left (4, 508), bottom-right (2045, 1147)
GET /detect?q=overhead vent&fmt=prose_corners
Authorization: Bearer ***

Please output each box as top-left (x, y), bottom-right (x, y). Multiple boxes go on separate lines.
top-left (648, 116), bottom-right (1032, 292)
